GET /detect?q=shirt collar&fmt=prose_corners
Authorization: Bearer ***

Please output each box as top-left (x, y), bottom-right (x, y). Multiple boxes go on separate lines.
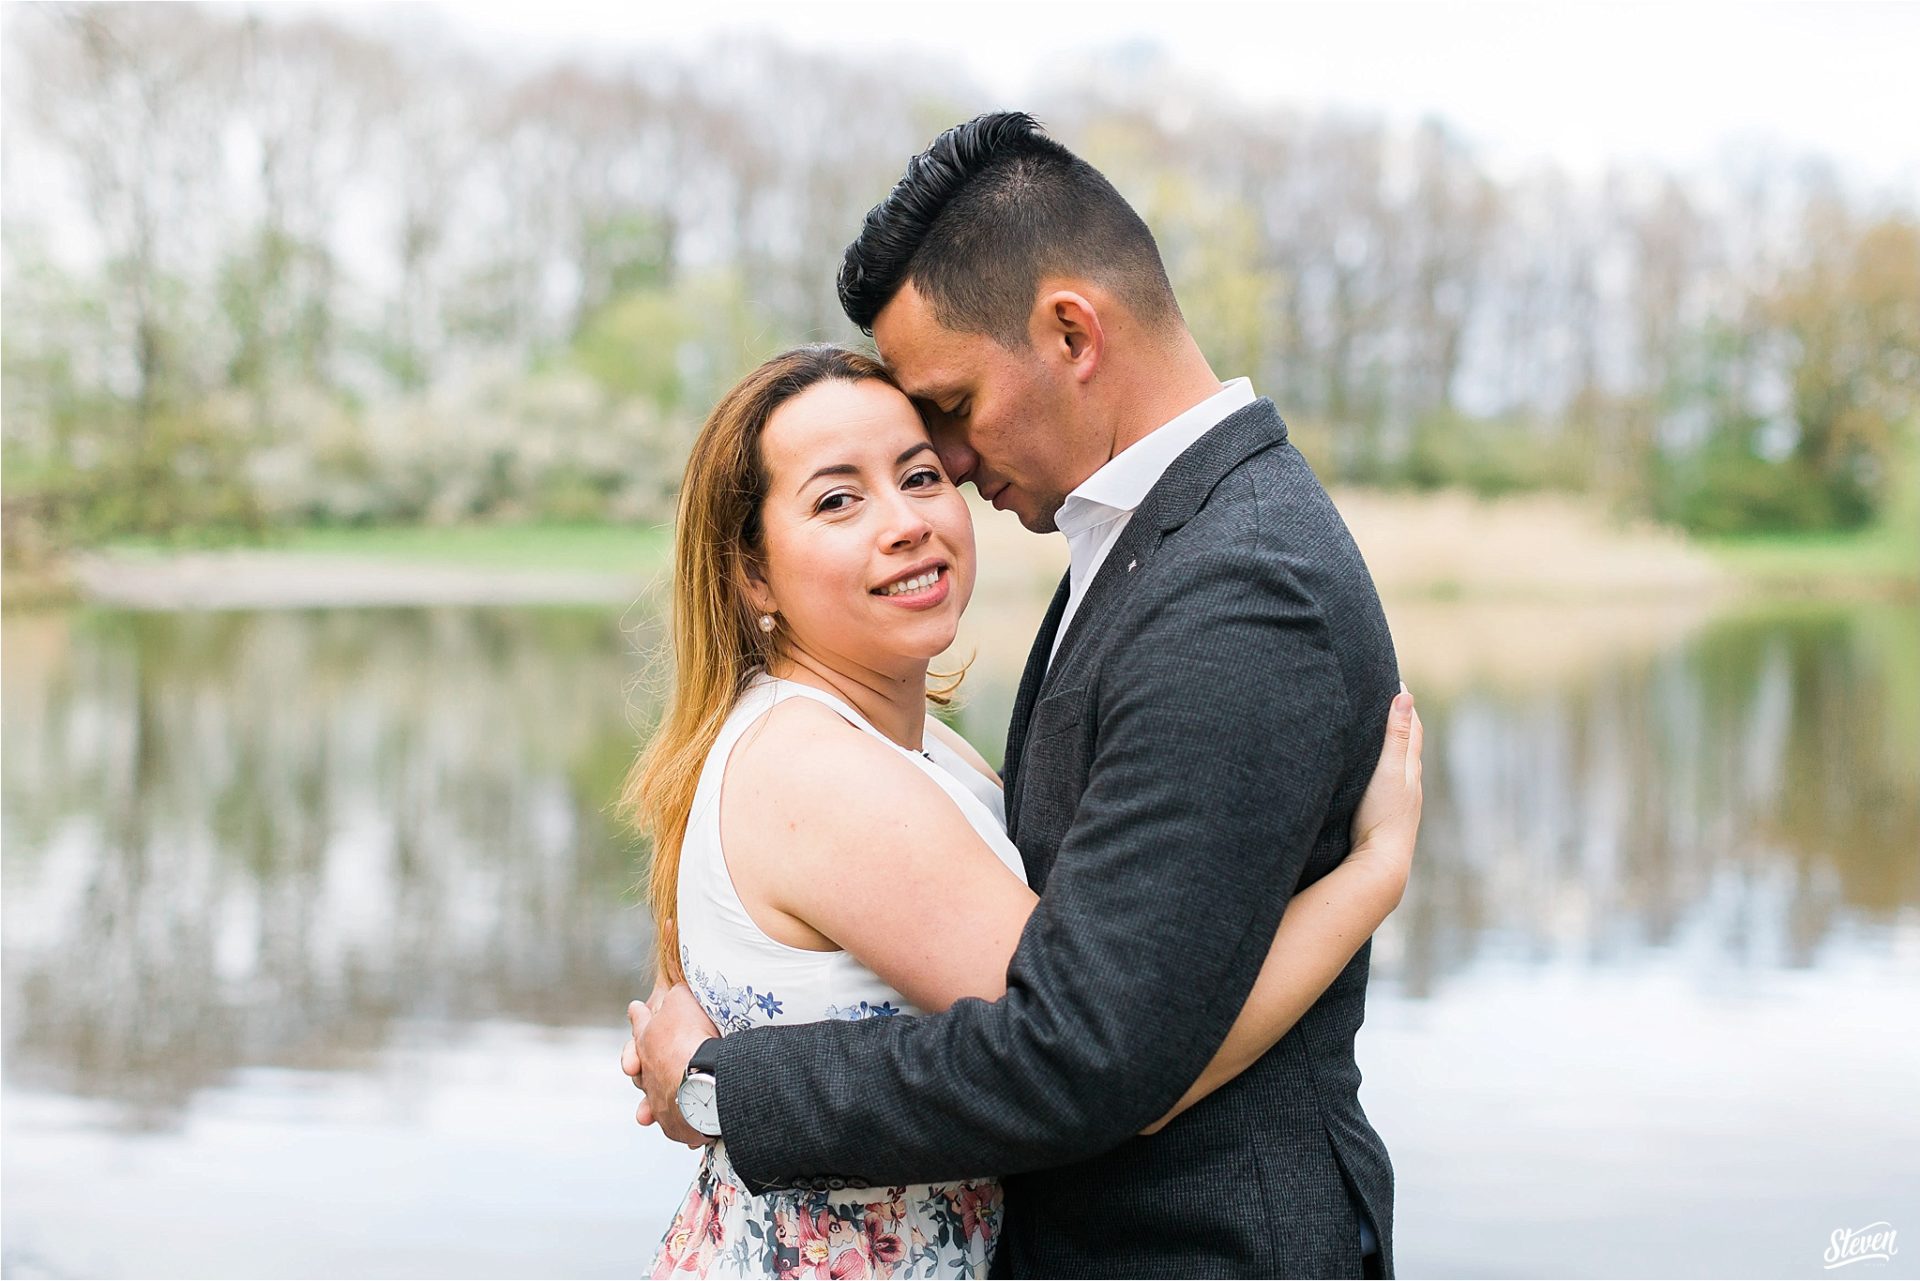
top-left (1055, 378), bottom-right (1257, 538)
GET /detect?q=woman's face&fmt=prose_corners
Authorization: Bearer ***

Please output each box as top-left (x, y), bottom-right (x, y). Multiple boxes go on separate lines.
top-left (748, 377), bottom-right (975, 674)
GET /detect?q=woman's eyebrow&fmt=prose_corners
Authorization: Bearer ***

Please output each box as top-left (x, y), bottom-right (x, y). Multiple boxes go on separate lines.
top-left (796, 442), bottom-right (936, 494)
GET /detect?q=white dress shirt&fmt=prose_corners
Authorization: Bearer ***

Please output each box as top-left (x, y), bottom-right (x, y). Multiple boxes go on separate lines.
top-left (1048, 377), bottom-right (1258, 667)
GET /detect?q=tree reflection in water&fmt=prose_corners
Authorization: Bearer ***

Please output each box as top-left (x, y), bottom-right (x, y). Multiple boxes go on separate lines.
top-left (1380, 603), bottom-right (1918, 998)
top-left (3, 607), bottom-right (659, 1124)
top-left (3, 600), bottom-right (1915, 1125)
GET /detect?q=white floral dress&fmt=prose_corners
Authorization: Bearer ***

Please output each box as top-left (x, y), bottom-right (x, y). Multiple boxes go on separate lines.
top-left (650, 674), bottom-right (1027, 1279)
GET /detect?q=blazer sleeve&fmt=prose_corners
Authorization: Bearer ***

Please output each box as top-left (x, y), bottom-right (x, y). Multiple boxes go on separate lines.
top-left (710, 544), bottom-right (1353, 1192)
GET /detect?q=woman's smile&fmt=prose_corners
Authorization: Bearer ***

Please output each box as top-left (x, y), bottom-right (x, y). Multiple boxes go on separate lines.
top-left (871, 561), bottom-right (952, 609)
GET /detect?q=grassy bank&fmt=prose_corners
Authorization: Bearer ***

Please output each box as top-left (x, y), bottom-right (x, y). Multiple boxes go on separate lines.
top-left (9, 495), bottom-right (1915, 611)
top-left (99, 522), bottom-right (675, 574)
top-left (1703, 524), bottom-right (1919, 593)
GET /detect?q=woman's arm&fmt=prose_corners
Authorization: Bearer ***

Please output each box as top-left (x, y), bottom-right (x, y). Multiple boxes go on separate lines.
top-left (724, 697), bottom-right (1035, 1012)
top-left (1142, 689), bottom-right (1424, 1132)
top-left (726, 690), bottom-right (1419, 1098)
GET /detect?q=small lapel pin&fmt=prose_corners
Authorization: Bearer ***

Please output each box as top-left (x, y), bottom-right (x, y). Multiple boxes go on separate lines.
top-left (1127, 558), bottom-right (1137, 572)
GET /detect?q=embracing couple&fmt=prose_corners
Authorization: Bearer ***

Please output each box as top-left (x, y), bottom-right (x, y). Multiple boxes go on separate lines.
top-left (620, 112), bottom-right (1423, 1279)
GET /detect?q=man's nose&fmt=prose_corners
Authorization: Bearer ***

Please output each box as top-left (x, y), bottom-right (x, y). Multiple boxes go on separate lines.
top-left (930, 432), bottom-right (978, 487)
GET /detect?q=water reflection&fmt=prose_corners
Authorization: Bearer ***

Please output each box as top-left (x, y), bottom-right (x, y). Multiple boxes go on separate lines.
top-left (1383, 604), bottom-right (1920, 998)
top-left (2, 607), bottom-right (663, 1126)
top-left (3, 599), bottom-right (1916, 1133)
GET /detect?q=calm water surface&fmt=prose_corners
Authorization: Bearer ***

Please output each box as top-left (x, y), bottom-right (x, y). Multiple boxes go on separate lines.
top-left (3, 597), bottom-right (1916, 1279)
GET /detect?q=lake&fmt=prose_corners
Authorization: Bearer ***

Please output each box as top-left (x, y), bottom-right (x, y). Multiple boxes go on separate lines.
top-left (3, 592), bottom-right (1916, 1279)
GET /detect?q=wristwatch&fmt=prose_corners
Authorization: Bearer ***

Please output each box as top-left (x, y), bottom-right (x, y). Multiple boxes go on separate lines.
top-left (676, 1037), bottom-right (724, 1137)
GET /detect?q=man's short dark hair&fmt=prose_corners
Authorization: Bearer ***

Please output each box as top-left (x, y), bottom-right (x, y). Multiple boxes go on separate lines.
top-left (837, 111), bottom-right (1181, 346)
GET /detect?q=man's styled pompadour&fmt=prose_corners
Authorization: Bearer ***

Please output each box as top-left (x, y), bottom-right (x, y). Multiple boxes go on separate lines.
top-left (836, 111), bottom-right (1180, 346)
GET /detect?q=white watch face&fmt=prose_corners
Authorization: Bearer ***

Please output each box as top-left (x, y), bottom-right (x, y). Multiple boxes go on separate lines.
top-left (677, 1072), bottom-right (721, 1136)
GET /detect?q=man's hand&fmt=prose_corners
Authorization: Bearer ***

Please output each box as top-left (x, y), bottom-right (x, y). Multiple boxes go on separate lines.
top-left (622, 982), bottom-right (720, 1148)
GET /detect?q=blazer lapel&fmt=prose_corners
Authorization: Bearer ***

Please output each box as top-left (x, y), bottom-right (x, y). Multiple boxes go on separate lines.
top-left (1044, 399), bottom-right (1293, 681)
top-left (1003, 399), bottom-right (1292, 842)
top-left (1039, 511), bottom-right (1161, 688)
top-left (1000, 569), bottom-right (1070, 840)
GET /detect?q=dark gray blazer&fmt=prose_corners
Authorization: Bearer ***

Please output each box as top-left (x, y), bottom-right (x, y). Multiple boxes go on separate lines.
top-left (710, 399), bottom-right (1399, 1278)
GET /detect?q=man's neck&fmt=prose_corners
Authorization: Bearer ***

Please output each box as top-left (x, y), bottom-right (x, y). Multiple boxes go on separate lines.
top-left (1102, 330), bottom-right (1228, 460)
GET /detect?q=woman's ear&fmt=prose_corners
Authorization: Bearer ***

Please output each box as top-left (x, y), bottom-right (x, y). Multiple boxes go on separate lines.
top-left (738, 554), bottom-right (777, 616)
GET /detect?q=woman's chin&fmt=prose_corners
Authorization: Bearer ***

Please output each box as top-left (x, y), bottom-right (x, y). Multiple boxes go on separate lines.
top-left (889, 622), bottom-right (963, 668)
top-left (910, 633), bottom-right (963, 665)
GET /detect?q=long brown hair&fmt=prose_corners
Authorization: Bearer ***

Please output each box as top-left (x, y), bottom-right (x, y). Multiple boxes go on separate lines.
top-left (620, 344), bottom-right (965, 984)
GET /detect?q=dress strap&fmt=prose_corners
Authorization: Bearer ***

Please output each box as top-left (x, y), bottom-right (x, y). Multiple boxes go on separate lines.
top-left (751, 674), bottom-right (924, 757)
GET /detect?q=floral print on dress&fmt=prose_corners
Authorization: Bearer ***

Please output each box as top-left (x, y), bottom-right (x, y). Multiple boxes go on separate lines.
top-left (825, 999), bottom-right (901, 1021)
top-left (683, 947), bottom-right (785, 1033)
top-left (650, 1144), bottom-right (1000, 1279)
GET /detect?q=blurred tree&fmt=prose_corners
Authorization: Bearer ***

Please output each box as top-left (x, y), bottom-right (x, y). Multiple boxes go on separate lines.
top-left (568, 271), bottom-right (767, 414)
top-left (1772, 208), bottom-right (1920, 527)
top-left (3, 3), bottom-right (1913, 547)
top-left (1401, 121), bottom-right (1498, 419)
top-left (9, 3), bottom-right (248, 538)
top-left (217, 13), bottom-right (387, 433)
top-left (17, 6), bottom-right (230, 423)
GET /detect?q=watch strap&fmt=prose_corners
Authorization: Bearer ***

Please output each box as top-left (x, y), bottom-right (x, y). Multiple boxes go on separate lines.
top-left (687, 1036), bottom-right (723, 1079)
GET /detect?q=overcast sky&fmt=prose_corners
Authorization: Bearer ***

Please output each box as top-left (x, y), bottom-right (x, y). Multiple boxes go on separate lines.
top-left (359, 0), bottom-right (1919, 198)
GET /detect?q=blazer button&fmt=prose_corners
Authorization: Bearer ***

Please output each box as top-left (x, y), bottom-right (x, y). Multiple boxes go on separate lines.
top-left (827, 1177), bottom-right (847, 1190)
top-left (809, 1177), bottom-right (828, 1192)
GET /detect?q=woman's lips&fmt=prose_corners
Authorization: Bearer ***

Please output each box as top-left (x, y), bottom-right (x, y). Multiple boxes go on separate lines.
top-left (872, 564), bottom-right (952, 610)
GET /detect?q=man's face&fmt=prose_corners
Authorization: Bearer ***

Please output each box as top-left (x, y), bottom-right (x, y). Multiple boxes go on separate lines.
top-left (871, 282), bottom-right (1084, 534)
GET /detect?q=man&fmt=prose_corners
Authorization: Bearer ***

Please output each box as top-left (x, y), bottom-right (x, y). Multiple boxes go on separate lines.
top-left (627, 112), bottom-right (1400, 1278)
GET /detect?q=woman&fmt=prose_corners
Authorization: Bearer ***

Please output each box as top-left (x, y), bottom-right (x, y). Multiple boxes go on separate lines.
top-left (623, 346), bottom-right (1423, 1278)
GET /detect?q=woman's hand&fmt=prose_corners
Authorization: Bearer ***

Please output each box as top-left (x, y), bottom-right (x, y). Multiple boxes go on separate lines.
top-left (1343, 687), bottom-right (1424, 908)
top-left (1139, 686), bottom-right (1427, 1137)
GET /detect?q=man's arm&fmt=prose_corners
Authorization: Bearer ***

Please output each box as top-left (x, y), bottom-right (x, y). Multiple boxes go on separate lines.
top-left (647, 547), bottom-right (1355, 1191)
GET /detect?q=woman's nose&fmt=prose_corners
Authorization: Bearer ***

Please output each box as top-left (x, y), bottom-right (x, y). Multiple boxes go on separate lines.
top-left (878, 491), bottom-right (933, 551)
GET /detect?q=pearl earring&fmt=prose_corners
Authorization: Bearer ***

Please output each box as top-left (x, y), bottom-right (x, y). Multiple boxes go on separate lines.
top-left (758, 613), bottom-right (776, 633)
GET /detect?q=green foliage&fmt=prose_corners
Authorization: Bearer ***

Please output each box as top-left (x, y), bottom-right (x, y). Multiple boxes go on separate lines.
top-left (567, 270), bottom-right (774, 413)
top-left (1652, 430), bottom-right (1889, 537)
top-left (581, 211), bottom-right (675, 304)
top-left (1402, 411), bottom-right (1592, 498)
top-left (1763, 213), bottom-right (1920, 533)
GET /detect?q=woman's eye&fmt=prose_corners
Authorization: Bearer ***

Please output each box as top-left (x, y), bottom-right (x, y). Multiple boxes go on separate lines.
top-left (903, 467), bottom-right (942, 489)
top-left (816, 491), bottom-right (855, 513)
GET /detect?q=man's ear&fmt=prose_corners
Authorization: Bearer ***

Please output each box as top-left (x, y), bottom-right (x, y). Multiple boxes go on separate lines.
top-left (1033, 288), bottom-right (1103, 383)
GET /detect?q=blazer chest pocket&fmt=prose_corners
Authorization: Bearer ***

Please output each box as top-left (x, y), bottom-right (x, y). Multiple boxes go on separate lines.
top-left (1027, 685), bottom-right (1087, 745)
top-left (1018, 687), bottom-right (1091, 854)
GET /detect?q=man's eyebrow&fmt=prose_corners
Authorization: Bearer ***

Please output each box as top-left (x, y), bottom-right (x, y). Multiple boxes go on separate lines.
top-left (796, 442), bottom-right (936, 495)
top-left (903, 382), bottom-right (959, 407)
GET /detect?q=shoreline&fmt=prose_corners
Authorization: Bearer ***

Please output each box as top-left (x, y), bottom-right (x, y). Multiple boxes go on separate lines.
top-left (4, 491), bottom-right (1914, 611)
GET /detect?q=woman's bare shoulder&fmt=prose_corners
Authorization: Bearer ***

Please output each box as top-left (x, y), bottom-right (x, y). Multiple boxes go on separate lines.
top-left (727, 696), bottom-right (948, 833)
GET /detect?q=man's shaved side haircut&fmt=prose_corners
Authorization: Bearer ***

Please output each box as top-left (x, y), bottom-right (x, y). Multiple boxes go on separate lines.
top-left (837, 112), bottom-right (1181, 346)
